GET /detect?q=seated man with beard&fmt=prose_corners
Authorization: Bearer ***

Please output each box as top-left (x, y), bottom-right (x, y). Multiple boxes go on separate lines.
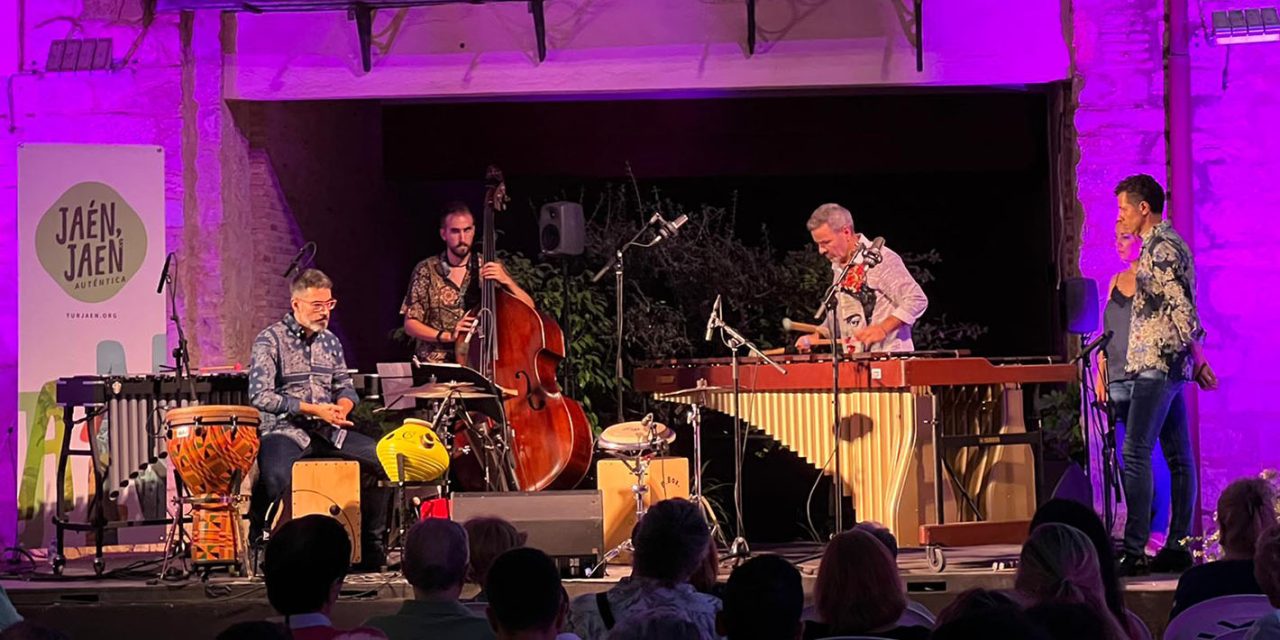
top-left (248, 268), bottom-right (388, 570)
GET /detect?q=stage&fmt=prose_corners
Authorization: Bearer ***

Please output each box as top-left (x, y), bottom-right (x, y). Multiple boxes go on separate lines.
top-left (3, 543), bottom-right (1180, 640)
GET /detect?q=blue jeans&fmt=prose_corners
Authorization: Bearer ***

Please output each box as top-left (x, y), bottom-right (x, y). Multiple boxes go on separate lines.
top-left (1109, 380), bottom-right (1171, 541)
top-left (249, 430), bottom-right (389, 558)
top-left (1121, 370), bottom-right (1196, 556)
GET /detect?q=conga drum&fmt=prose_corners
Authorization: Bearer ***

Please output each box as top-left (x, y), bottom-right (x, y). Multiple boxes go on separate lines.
top-left (165, 405), bottom-right (260, 567)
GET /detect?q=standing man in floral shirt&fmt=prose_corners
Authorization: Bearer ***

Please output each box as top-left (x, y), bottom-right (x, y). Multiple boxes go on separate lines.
top-left (1113, 174), bottom-right (1218, 576)
top-left (249, 268), bottom-right (388, 571)
top-left (795, 203), bottom-right (928, 353)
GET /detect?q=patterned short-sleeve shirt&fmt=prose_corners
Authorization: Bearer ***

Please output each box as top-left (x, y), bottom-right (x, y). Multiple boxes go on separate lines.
top-left (400, 255), bottom-right (472, 363)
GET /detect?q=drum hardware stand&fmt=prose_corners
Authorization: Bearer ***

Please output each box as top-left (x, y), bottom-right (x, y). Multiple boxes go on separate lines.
top-left (681, 381), bottom-right (728, 547)
top-left (592, 212), bottom-right (686, 423)
top-left (586, 451), bottom-right (657, 578)
top-left (811, 242), bottom-right (879, 537)
top-left (706, 299), bottom-right (786, 561)
top-left (155, 471), bottom-right (194, 582)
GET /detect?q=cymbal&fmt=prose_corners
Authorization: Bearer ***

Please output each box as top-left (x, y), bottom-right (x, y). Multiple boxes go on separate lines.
top-left (402, 381), bottom-right (497, 400)
top-left (660, 383), bottom-right (730, 402)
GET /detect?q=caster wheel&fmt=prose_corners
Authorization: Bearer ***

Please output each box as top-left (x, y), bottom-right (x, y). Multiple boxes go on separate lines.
top-left (93, 557), bottom-right (105, 576)
top-left (926, 545), bottom-right (946, 573)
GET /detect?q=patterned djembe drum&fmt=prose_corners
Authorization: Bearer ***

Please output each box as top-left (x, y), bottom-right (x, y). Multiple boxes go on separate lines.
top-left (165, 405), bottom-right (260, 567)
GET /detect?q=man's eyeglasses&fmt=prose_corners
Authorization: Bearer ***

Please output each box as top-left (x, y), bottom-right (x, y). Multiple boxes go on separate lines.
top-left (298, 298), bottom-right (337, 312)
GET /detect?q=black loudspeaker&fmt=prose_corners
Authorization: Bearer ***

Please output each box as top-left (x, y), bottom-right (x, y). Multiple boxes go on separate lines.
top-left (451, 490), bottom-right (602, 577)
top-left (539, 201), bottom-right (585, 256)
top-left (1062, 277), bottom-right (1099, 335)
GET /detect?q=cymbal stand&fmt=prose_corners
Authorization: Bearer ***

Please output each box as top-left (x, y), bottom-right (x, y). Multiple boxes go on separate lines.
top-left (682, 382), bottom-right (726, 546)
top-left (707, 304), bottom-right (787, 561)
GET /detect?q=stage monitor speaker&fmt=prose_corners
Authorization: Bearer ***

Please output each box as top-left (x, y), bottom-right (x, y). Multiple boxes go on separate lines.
top-left (1062, 277), bottom-right (1099, 335)
top-left (291, 460), bottom-right (362, 563)
top-left (597, 457), bottom-right (689, 563)
top-left (451, 490), bottom-right (602, 577)
top-left (539, 201), bottom-right (585, 256)
top-left (1046, 460), bottom-right (1093, 507)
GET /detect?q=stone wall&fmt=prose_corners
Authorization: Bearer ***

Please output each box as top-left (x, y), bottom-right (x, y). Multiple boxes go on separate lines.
top-left (1189, 36), bottom-right (1280, 524)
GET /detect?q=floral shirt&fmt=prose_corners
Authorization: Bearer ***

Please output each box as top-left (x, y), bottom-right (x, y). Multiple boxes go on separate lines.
top-left (1126, 221), bottom-right (1204, 378)
top-left (568, 578), bottom-right (722, 640)
top-left (249, 312), bottom-right (360, 449)
top-left (401, 255), bottom-right (472, 363)
top-left (820, 235), bottom-right (929, 352)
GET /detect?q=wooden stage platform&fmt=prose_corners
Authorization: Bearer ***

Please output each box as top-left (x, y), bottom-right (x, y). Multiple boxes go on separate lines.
top-left (2, 544), bottom-right (1180, 640)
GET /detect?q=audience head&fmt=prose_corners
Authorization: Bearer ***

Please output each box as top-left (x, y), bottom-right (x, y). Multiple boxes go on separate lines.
top-left (1255, 524), bottom-right (1280, 608)
top-left (717, 554), bottom-right (804, 640)
top-left (0, 622), bottom-right (70, 640)
top-left (1016, 523), bottom-right (1106, 606)
top-left (1217, 477), bottom-right (1278, 560)
top-left (403, 518), bottom-right (470, 597)
top-left (464, 516), bottom-right (526, 587)
top-left (215, 621), bottom-right (291, 640)
top-left (631, 499), bottom-right (711, 585)
top-left (814, 529), bottom-right (905, 633)
top-left (933, 588), bottom-right (1021, 628)
top-left (609, 606), bottom-right (703, 640)
top-left (485, 547), bottom-right (566, 638)
top-left (1030, 498), bottom-right (1125, 617)
top-left (1016, 523), bottom-right (1130, 639)
top-left (930, 606), bottom-right (1049, 640)
top-left (852, 521), bottom-right (899, 559)
top-left (1025, 601), bottom-right (1128, 640)
top-left (263, 514), bottom-right (351, 616)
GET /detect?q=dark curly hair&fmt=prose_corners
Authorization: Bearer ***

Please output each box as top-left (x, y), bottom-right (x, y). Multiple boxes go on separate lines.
top-left (1114, 174), bottom-right (1166, 215)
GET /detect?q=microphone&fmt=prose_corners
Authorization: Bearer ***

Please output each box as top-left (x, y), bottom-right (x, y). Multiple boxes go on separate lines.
top-left (705, 294), bottom-right (722, 342)
top-left (1073, 330), bottom-right (1115, 363)
top-left (649, 212), bottom-right (689, 242)
top-left (282, 241), bottom-right (316, 279)
top-left (864, 236), bottom-right (886, 265)
top-left (156, 252), bottom-right (173, 294)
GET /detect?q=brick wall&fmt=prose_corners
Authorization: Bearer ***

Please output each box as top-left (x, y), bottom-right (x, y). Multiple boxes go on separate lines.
top-left (236, 101), bottom-right (408, 369)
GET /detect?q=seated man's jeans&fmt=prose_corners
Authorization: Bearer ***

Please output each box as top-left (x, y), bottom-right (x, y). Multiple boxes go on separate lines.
top-left (249, 429), bottom-right (390, 561)
top-left (1120, 369), bottom-right (1195, 556)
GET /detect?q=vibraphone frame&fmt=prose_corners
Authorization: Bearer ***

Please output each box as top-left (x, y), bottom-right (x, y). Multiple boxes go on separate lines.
top-left (53, 375), bottom-right (248, 575)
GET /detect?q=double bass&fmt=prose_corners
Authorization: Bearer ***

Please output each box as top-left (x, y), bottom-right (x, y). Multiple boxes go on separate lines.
top-left (454, 166), bottom-right (593, 491)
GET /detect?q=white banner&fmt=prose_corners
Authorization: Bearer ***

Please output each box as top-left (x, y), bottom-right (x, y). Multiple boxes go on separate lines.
top-left (15, 144), bottom-right (166, 550)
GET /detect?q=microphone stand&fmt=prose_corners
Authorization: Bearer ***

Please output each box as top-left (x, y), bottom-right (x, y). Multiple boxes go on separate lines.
top-left (591, 217), bottom-right (670, 423)
top-left (158, 256), bottom-right (196, 402)
top-left (811, 244), bottom-right (871, 537)
top-left (707, 304), bottom-right (785, 561)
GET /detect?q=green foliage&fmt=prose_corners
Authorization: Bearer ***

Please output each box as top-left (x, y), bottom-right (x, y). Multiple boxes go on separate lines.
top-left (505, 183), bottom-right (991, 422)
top-left (1035, 387), bottom-right (1085, 463)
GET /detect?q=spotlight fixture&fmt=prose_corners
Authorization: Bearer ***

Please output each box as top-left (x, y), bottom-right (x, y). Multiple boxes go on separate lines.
top-left (1210, 7), bottom-right (1280, 44)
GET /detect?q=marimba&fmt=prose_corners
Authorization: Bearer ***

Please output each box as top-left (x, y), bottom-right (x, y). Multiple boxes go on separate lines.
top-left (634, 353), bottom-right (1075, 545)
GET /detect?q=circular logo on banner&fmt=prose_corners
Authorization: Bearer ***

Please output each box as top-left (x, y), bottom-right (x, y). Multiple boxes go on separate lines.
top-left (35, 182), bottom-right (148, 303)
